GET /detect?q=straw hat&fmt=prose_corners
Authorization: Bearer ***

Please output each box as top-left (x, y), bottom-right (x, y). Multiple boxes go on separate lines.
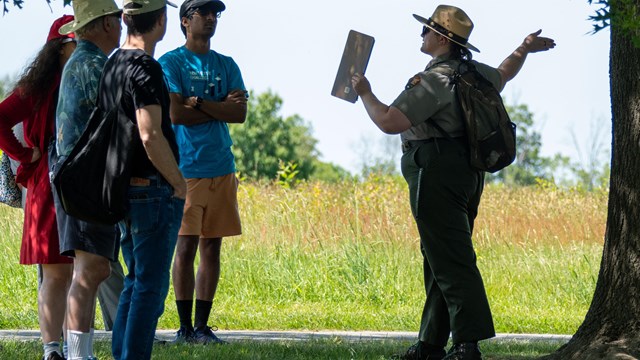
top-left (58, 0), bottom-right (121, 35)
top-left (413, 5), bottom-right (479, 52)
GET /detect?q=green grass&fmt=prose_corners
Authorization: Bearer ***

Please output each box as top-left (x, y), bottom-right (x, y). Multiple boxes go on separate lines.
top-left (0, 339), bottom-right (561, 359)
top-left (0, 178), bottom-right (606, 336)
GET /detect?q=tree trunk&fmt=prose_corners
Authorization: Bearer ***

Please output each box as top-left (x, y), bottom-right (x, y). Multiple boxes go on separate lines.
top-left (541, 2), bottom-right (640, 359)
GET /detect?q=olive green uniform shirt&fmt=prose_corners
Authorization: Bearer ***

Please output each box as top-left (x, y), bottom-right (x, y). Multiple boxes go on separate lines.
top-left (391, 54), bottom-right (502, 142)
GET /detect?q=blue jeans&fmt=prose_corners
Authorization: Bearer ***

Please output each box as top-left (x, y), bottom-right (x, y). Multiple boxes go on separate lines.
top-left (111, 177), bottom-right (184, 360)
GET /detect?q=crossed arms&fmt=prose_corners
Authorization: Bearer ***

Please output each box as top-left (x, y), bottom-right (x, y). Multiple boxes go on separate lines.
top-left (167, 90), bottom-right (248, 126)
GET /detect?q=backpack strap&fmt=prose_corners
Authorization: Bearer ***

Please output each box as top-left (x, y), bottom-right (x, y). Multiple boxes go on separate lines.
top-left (424, 60), bottom-right (462, 141)
top-left (96, 54), bottom-right (139, 114)
top-left (423, 59), bottom-right (483, 140)
top-left (427, 117), bottom-right (455, 140)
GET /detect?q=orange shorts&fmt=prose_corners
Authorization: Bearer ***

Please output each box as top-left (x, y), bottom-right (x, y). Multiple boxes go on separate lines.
top-left (179, 173), bottom-right (241, 238)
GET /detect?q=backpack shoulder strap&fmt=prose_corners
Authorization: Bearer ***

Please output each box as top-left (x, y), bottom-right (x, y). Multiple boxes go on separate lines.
top-left (96, 54), bottom-right (139, 113)
top-left (427, 117), bottom-right (455, 140)
top-left (426, 60), bottom-right (458, 80)
top-left (424, 60), bottom-right (462, 139)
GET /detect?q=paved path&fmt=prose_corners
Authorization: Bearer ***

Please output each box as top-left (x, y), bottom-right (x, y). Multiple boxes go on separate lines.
top-left (0, 329), bottom-right (571, 344)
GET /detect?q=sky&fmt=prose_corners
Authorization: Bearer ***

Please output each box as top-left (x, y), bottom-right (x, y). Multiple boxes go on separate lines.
top-left (0, 0), bottom-right (611, 174)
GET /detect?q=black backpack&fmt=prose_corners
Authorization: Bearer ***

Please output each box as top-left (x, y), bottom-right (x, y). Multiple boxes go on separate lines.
top-left (430, 61), bottom-right (516, 173)
top-left (52, 58), bottom-right (136, 225)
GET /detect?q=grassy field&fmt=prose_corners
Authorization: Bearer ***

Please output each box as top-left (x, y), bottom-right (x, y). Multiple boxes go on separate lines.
top-left (0, 177), bottom-right (607, 336)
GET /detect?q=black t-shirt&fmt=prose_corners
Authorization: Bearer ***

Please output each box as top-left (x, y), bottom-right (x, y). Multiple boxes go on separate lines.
top-left (99, 48), bottom-right (179, 178)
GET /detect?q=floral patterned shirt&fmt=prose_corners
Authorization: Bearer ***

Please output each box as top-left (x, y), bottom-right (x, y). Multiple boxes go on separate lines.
top-left (56, 40), bottom-right (107, 156)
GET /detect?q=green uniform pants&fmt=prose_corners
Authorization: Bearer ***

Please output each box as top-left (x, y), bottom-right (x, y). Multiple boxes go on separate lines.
top-left (400, 138), bottom-right (495, 346)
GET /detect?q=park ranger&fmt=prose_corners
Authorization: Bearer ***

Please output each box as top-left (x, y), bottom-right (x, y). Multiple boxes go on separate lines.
top-left (351, 4), bottom-right (556, 360)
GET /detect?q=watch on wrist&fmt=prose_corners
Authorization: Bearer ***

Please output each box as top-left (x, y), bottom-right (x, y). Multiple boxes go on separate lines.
top-left (193, 96), bottom-right (203, 110)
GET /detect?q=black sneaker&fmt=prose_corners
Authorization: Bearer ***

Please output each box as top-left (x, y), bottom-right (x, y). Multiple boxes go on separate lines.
top-left (392, 341), bottom-right (446, 360)
top-left (172, 326), bottom-right (195, 344)
top-left (193, 326), bottom-right (227, 345)
top-left (43, 351), bottom-right (65, 360)
top-left (442, 343), bottom-right (482, 360)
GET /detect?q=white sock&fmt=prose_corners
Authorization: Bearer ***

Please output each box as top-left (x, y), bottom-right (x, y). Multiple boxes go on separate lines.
top-left (67, 330), bottom-right (91, 360)
top-left (43, 341), bottom-right (60, 359)
top-left (62, 341), bottom-right (68, 359)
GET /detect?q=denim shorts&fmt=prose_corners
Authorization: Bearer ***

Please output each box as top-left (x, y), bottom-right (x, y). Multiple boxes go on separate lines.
top-left (49, 145), bottom-right (119, 260)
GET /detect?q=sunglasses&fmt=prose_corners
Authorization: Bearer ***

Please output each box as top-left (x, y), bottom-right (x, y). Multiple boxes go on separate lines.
top-left (421, 26), bottom-right (431, 37)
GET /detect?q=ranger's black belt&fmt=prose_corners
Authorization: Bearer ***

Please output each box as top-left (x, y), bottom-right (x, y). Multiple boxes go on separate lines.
top-left (401, 137), bottom-right (465, 153)
top-left (401, 138), bottom-right (440, 153)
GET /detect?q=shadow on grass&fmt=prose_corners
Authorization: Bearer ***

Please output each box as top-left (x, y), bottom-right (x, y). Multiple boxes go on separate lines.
top-left (0, 339), bottom-right (558, 359)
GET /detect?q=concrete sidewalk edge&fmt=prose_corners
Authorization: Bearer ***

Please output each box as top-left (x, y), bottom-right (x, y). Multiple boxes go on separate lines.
top-left (0, 329), bottom-right (571, 343)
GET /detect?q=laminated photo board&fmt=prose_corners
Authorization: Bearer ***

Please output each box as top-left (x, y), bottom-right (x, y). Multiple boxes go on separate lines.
top-left (331, 30), bottom-right (375, 103)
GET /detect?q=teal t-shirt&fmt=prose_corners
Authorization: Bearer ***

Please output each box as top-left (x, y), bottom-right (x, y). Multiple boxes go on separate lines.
top-left (159, 46), bottom-right (246, 178)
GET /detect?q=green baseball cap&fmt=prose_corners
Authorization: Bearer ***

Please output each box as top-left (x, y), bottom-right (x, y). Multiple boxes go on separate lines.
top-left (122, 0), bottom-right (178, 15)
top-left (59, 0), bottom-right (122, 35)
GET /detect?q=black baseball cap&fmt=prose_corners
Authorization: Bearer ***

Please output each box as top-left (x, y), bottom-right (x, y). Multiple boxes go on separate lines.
top-left (179, 0), bottom-right (225, 18)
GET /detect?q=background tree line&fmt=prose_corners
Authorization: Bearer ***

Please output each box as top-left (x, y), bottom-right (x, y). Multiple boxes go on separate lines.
top-left (232, 87), bottom-right (611, 189)
top-left (0, 74), bottom-right (610, 189)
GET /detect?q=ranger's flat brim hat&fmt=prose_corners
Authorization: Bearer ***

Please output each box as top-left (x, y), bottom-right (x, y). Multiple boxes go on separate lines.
top-left (59, 0), bottom-right (122, 35)
top-left (413, 5), bottom-right (479, 53)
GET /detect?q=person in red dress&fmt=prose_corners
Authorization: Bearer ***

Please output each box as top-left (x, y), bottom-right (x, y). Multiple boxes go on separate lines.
top-left (0, 15), bottom-right (77, 360)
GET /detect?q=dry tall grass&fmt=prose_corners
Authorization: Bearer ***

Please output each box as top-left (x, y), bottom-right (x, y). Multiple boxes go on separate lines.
top-left (477, 184), bottom-right (606, 246)
top-left (238, 177), bottom-right (607, 248)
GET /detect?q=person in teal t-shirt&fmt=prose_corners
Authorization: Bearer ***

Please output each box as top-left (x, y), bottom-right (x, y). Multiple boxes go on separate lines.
top-left (158, 0), bottom-right (247, 345)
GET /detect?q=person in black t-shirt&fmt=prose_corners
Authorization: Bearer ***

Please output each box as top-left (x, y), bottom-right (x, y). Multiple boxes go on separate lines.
top-left (97, 0), bottom-right (183, 359)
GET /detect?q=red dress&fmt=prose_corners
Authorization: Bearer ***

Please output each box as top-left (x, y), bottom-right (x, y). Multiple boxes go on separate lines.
top-left (0, 83), bottom-right (72, 265)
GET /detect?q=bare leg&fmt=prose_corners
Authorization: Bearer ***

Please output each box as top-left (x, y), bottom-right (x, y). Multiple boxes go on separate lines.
top-left (196, 238), bottom-right (222, 301)
top-left (192, 238), bottom-right (223, 341)
top-left (67, 250), bottom-right (111, 332)
top-left (39, 263), bottom-right (73, 343)
top-left (173, 235), bottom-right (199, 300)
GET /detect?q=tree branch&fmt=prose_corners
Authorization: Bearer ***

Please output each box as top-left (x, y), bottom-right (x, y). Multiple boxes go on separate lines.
top-left (3, 0), bottom-right (71, 15)
top-left (588, 0), bottom-right (640, 47)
